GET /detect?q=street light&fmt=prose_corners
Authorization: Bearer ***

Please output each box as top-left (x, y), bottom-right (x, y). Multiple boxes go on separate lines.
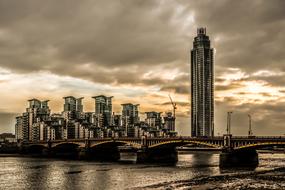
top-left (227, 111), bottom-right (233, 135)
top-left (248, 114), bottom-right (253, 136)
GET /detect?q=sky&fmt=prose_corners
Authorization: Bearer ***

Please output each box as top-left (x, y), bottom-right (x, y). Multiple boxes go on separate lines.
top-left (0, 0), bottom-right (285, 136)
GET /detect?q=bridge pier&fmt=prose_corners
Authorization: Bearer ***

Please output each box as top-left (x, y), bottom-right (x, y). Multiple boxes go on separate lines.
top-left (89, 146), bottom-right (121, 161)
top-left (219, 149), bottom-right (259, 168)
top-left (78, 148), bottom-right (90, 160)
top-left (20, 145), bottom-right (50, 157)
top-left (41, 148), bottom-right (52, 157)
top-left (51, 145), bottom-right (80, 159)
top-left (136, 147), bottom-right (178, 163)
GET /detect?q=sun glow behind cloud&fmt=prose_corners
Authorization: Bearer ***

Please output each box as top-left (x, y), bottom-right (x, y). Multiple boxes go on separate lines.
top-left (216, 68), bottom-right (285, 105)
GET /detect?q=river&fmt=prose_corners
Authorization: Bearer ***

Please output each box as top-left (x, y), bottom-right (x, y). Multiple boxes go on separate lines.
top-left (0, 152), bottom-right (285, 190)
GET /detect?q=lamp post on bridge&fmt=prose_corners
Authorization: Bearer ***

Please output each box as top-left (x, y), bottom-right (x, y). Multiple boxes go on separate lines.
top-left (248, 114), bottom-right (253, 136)
top-left (226, 111), bottom-right (233, 135)
top-left (223, 111), bottom-right (233, 149)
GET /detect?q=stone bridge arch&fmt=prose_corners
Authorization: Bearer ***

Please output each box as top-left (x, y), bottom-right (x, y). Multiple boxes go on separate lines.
top-left (51, 142), bottom-right (85, 158)
top-left (27, 143), bottom-right (49, 148)
top-left (148, 140), bottom-right (222, 149)
top-left (88, 140), bottom-right (141, 161)
top-left (90, 140), bottom-right (141, 149)
top-left (24, 144), bottom-right (48, 154)
top-left (51, 142), bottom-right (85, 149)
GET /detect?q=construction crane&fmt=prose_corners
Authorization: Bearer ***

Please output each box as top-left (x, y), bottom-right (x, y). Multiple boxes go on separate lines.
top-left (168, 94), bottom-right (177, 118)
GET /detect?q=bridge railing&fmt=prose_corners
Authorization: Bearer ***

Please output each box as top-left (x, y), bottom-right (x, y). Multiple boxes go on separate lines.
top-left (23, 136), bottom-right (285, 145)
top-left (231, 136), bottom-right (285, 139)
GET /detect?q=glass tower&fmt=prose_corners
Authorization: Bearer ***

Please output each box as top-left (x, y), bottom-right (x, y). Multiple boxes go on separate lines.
top-left (191, 28), bottom-right (214, 137)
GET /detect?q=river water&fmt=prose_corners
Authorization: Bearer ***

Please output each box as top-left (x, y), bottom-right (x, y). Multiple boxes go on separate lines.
top-left (0, 152), bottom-right (285, 190)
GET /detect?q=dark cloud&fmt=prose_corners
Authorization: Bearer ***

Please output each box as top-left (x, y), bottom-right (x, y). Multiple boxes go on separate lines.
top-left (159, 73), bottom-right (190, 94)
top-left (1, 0), bottom-right (284, 88)
top-left (188, 0), bottom-right (285, 74)
top-left (160, 84), bottom-right (189, 94)
top-left (0, 1), bottom-right (187, 77)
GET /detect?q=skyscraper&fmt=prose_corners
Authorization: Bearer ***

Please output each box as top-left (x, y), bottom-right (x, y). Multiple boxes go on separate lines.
top-left (191, 28), bottom-right (214, 137)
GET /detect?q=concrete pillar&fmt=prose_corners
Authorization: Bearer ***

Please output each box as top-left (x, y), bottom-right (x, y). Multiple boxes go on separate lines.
top-left (89, 146), bottom-right (121, 161)
top-left (78, 148), bottom-right (90, 160)
top-left (51, 145), bottom-right (80, 159)
top-left (18, 144), bottom-right (26, 154)
top-left (136, 148), bottom-right (178, 163)
top-left (223, 134), bottom-right (232, 148)
top-left (220, 149), bottom-right (258, 168)
top-left (42, 148), bottom-right (52, 157)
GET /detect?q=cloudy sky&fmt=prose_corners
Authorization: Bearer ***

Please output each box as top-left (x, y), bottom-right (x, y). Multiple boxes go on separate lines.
top-left (0, 0), bottom-right (285, 136)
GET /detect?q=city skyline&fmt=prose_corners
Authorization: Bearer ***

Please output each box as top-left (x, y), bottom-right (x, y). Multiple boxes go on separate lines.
top-left (1, 0), bottom-right (285, 136)
top-left (15, 96), bottom-right (176, 142)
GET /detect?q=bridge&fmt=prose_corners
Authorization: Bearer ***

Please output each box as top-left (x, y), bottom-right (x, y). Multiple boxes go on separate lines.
top-left (21, 135), bottom-right (285, 167)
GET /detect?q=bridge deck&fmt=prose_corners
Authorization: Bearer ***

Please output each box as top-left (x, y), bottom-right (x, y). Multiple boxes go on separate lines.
top-left (21, 136), bottom-right (285, 150)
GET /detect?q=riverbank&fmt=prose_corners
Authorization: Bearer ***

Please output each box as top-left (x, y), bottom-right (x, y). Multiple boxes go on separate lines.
top-left (136, 167), bottom-right (285, 190)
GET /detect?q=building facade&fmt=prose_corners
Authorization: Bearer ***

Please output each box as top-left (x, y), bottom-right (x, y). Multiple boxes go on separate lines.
top-left (63, 96), bottom-right (84, 120)
top-left (92, 95), bottom-right (113, 127)
top-left (121, 103), bottom-right (140, 126)
top-left (191, 28), bottom-right (214, 137)
top-left (163, 112), bottom-right (175, 132)
top-left (145, 112), bottom-right (162, 128)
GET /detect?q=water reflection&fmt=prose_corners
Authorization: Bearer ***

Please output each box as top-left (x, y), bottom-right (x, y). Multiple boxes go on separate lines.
top-left (0, 153), bottom-right (284, 190)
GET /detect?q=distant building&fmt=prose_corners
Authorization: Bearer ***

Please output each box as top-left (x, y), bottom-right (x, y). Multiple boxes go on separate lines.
top-left (163, 112), bottom-right (175, 132)
top-left (15, 99), bottom-right (49, 142)
top-left (15, 116), bottom-right (24, 141)
top-left (85, 112), bottom-right (96, 124)
top-left (126, 124), bottom-right (138, 137)
top-left (92, 95), bottom-right (113, 127)
top-left (63, 96), bottom-right (76, 112)
top-left (31, 122), bottom-right (41, 142)
top-left (44, 114), bottom-right (65, 140)
top-left (111, 113), bottom-right (122, 127)
top-left (26, 99), bottom-right (50, 141)
top-left (15, 96), bottom-right (177, 142)
top-left (145, 112), bottom-right (162, 129)
top-left (63, 96), bottom-right (84, 120)
top-left (0, 133), bottom-right (16, 143)
top-left (121, 103), bottom-right (140, 126)
top-left (191, 27), bottom-right (214, 137)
